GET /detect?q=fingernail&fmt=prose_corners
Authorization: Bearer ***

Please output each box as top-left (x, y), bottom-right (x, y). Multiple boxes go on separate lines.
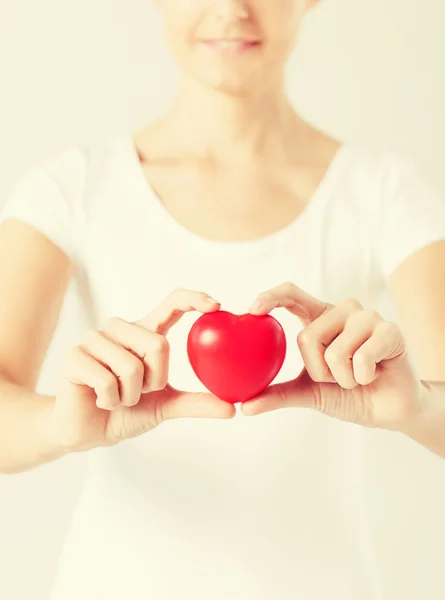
top-left (250, 300), bottom-right (263, 310)
top-left (207, 296), bottom-right (219, 304)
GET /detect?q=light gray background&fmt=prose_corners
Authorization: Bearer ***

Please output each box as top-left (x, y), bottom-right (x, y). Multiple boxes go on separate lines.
top-left (0, 0), bottom-right (444, 598)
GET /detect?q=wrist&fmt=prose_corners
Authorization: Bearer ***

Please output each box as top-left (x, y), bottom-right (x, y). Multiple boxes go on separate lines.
top-left (396, 378), bottom-right (424, 425)
top-left (37, 398), bottom-right (71, 462)
top-left (397, 379), bottom-right (445, 458)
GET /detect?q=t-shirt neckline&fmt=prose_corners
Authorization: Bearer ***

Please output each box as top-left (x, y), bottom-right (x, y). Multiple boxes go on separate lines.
top-left (119, 133), bottom-right (350, 260)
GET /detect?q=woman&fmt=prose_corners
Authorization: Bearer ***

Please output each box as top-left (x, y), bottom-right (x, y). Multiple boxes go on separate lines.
top-left (0, 1), bottom-right (444, 599)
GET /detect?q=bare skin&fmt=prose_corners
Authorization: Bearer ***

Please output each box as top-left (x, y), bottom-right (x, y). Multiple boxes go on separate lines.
top-left (132, 0), bottom-right (335, 245)
top-left (132, 121), bottom-right (341, 244)
top-left (1, 0), bottom-right (350, 473)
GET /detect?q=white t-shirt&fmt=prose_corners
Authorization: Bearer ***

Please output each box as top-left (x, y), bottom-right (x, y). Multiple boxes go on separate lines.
top-left (2, 134), bottom-right (445, 600)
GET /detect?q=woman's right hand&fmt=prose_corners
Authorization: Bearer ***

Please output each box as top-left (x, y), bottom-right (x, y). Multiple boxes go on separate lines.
top-left (48, 288), bottom-right (235, 453)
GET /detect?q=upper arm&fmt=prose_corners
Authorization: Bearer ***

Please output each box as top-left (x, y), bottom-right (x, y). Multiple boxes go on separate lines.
top-left (0, 218), bottom-right (73, 390)
top-left (375, 152), bottom-right (445, 380)
top-left (0, 148), bottom-right (87, 389)
top-left (388, 239), bottom-right (445, 382)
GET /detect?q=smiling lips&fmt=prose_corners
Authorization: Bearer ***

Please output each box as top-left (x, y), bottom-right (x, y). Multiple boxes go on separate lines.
top-left (200, 38), bottom-right (262, 55)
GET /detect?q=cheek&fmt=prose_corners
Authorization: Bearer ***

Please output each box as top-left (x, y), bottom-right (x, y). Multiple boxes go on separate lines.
top-left (262, 2), bottom-right (304, 52)
top-left (160, 0), bottom-right (204, 45)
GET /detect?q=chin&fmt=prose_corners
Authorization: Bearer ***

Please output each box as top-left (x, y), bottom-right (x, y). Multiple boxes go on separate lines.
top-left (194, 69), bottom-right (267, 97)
top-left (205, 79), bottom-right (255, 97)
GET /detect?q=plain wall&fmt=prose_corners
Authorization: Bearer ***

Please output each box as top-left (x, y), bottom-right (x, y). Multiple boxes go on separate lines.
top-left (0, 0), bottom-right (444, 598)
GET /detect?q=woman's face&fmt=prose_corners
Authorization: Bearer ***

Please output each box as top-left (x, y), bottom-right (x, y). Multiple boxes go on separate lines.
top-left (157, 0), bottom-right (319, 95)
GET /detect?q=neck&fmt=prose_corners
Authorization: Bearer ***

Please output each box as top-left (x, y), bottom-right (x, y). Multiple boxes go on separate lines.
top-left (159, 73), bottom-right (304, 164)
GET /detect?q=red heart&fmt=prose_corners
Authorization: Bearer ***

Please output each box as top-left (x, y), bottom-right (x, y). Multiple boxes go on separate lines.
top-left (187, 310), bottom-right (286, 403)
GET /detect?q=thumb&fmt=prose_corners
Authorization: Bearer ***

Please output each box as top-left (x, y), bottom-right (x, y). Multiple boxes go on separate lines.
top-left (240, 368), bottom-right (319, 416)
top-left (160, 385), bottom-right (237, 421)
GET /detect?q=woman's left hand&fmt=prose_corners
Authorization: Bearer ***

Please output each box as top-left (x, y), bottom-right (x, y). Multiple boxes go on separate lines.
top-left (242, 282), bottom-right (424, 431)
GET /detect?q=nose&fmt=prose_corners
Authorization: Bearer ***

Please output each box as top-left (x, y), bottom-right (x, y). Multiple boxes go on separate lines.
top-left (214, 0), bottom-right (250, 20)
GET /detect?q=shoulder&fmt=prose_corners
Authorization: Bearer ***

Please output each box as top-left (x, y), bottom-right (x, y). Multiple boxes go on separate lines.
top-left (2, 133), bottom-right (127, 228)
top-left (339, 141), bottom-right (394, 179)
top-left (333, 141), bottom-right (432, 209)
top-left (308, 129), bottom-right (405, 194)
top-left (26, 133), bottom-right (126, 196)
top-left (340, 141), bottom-right (426, 184)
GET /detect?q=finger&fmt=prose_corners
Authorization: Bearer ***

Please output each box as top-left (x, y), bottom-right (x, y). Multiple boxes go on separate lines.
top-left (352, 321), bottom-right (405, 385)
top-left (145, 385), bottom-right (237, 421)
top-left (249, 281), bottom-right (332, 326)
top-left (324, 309), bottom-right (381, 389)
top-left (135, 288), bottom-right (220, 336)
top-left (241, 369), bottom-right (318, 416)
top-left (102, 318), bottom-right (169, 393)
top-left (64, 346), bottom-right (121, 411)
top-left (292, 298), bottom-right (363, 384)
top-left (80, 330), bottom-right (144, 407)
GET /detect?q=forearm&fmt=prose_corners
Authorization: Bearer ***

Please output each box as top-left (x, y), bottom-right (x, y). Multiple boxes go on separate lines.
top-left (0, 376), bottom-right (66, 474)
top-left (398, 379), bottom-right (445, 459)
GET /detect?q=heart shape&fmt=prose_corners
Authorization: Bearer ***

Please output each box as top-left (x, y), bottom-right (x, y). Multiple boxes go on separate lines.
top-left (187, 310), bottom-right (286, 403)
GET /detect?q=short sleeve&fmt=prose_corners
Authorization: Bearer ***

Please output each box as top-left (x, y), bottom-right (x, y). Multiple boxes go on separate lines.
top-left (0, 147), bottom-right (87, 266)
top-left (378, 153), bottom-right (445, 279)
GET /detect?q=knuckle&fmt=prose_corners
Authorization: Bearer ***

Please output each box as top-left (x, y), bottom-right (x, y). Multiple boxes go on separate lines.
top-left (354, 348), bottom-right (370, 363)
top-left (98, 371), bottom-right (118, 395)
top-left (151, 334), bottom-right (170, 355)
top-left (324, 347), bottom-right (343, 363)
top-left (282, 281), bottom-right (296, 292)
top-left (340, 297), bottom-right (363, 312)
top-left (363, 308), bottom-right (381, 322)
top-left (379, 320), bottom-right (399, 335)
top-left (122, 357), bottom-right (144, 380)
top-left (103, 316), bottom-right (125, 332)
top-left (82, 328), bottom-right (101, 347)
top-left (297, 328), bottom-right (315, 347)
